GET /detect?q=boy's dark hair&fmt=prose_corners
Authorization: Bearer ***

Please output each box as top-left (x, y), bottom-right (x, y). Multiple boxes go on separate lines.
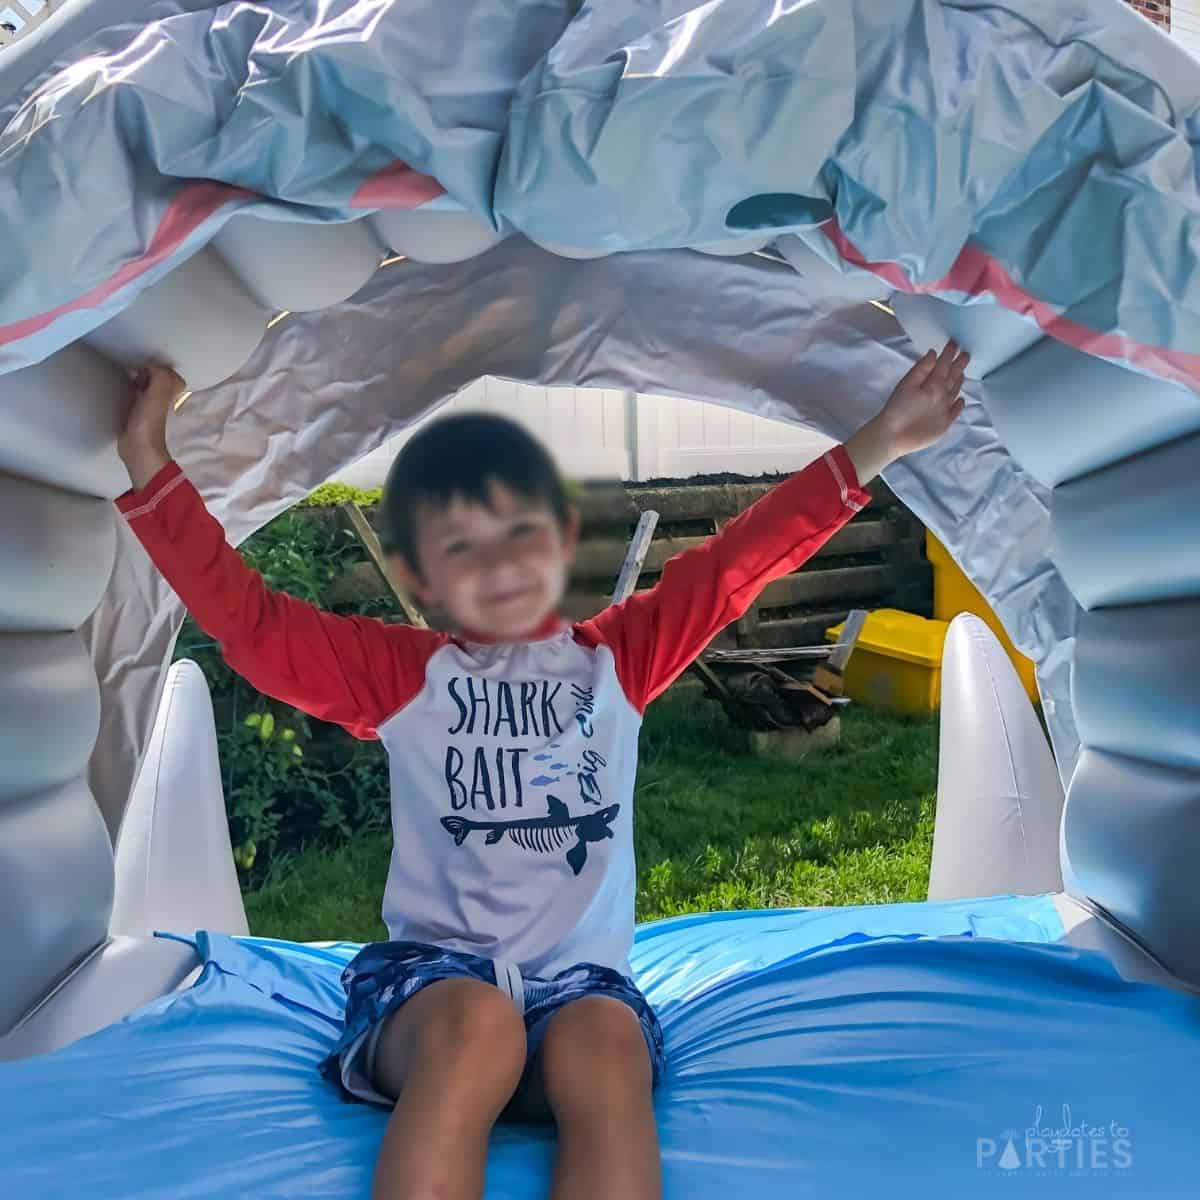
top-left (380, 411), bottom-right (571, 574)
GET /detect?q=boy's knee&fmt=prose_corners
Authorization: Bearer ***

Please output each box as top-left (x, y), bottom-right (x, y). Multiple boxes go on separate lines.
top-left (372, 976), bottom-right (527, 1109)
top-left (413, 976), bottom-right (526, 1071)
top-left (540, 997), bottom-right (652, 1111)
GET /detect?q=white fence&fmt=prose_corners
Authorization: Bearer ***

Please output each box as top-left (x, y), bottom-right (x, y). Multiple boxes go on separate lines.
top-left (330, 378), bottom-right (834, 487)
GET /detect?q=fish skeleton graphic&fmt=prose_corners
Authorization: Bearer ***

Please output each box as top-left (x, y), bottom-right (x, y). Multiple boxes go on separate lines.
top-left (440, 796), bottom-right (619, 876)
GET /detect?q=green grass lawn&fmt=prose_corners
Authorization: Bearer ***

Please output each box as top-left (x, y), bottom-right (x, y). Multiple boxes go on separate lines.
top-left (243, 689), bottom-right (939, 943)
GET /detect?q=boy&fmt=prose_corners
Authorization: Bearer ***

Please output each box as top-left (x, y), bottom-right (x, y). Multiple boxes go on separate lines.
top-left (115, 342), bottom-right (968, 1200)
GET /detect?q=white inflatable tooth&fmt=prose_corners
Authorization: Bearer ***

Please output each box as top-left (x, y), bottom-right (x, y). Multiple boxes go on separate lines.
top-left (0, 474), bottom-right (117, 632)
top-left (370, 209), bottom-right (506, 263)
top-left (929, 614), bottom-right (1063, 901)
top-left (0, 342), bottom-right (130, 499)
top-left (0, 633), bottom-right (101, 802)
top-left (693, 236), bottom-right (770, 257)
top-left (0, 775), bottom-right (114, 1035)
top-left (530, 238), bottom-right (611, 260)
top-left (112, 660), bottom-right (249, 939)
top-left (84, 247), bottom-right (268, 392)
top-left (211, 216), bottom-right (385, 311)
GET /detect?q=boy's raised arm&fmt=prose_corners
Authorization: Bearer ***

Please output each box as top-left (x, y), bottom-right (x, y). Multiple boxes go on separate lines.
top-left (578, 341), bottom-right (969, 713)
top-left (115, 367), bottom-right (442, 740)
top-left (577, 445), bottom-right (871, 713)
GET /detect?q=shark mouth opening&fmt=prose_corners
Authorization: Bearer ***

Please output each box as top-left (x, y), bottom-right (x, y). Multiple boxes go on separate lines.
top-left (1, 0), bottom-right (1198, 1087)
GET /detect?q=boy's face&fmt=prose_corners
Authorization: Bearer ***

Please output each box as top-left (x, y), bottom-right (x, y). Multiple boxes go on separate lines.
top-left (392, 480), bottom-right (580, 639)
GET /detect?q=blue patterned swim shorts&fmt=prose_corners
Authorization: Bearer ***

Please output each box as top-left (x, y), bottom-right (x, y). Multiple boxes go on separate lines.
top-left (318, 940), bottom-right (666, 1116)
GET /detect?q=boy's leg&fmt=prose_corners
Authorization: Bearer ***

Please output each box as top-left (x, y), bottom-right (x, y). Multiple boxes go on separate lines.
top-left (369, 975), bottom-right (528, 1200)
top-left (531, 994), bottom-right (663, 1200)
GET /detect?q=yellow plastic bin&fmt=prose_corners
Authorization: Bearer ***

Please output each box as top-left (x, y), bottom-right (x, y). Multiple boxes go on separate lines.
top-left (924, 532), bottom-right (1039, 703)
top-left (826, 609), bottom-right (948, 716)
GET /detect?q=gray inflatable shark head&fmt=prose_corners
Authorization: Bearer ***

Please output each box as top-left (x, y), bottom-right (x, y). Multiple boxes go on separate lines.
top-left (1, 0), bottom-right (1198, 1050)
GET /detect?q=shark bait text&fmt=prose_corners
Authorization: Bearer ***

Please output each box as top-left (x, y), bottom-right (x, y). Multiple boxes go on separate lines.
top-left (442, 675), bottom-right (602, 812)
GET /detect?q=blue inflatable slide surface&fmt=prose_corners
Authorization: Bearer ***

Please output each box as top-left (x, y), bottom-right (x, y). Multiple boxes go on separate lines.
top-left (2, 895), bottom-right (1198, 1198)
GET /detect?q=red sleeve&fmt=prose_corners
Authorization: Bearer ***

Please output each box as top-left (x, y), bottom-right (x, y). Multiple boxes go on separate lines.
top-left (115, 459), bottom-right (446, 740)
top-left (576, 445), bottom-right (872, 713)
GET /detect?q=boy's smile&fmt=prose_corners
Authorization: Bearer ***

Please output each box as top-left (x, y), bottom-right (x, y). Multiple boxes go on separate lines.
top-left (392, 479), bottom-right (581, 641)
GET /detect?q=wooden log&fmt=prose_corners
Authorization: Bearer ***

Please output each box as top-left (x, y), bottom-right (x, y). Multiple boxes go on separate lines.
top-left (330, 552), bottom-right (926, 621)
top-left (340, 501), bottom-right (428, 627)
top-left (756, 565), bottom-right (896, 610)
top-left (328, 566), bottom-right (702, 617)
top-left (560, 592), bottom-right (615, 622)
top-left (813, 520), bottom-right (902, 557)
top-left (750, 610), bottom-right (860, 650)
top-left (575, 483), bottom-right (766, 524)
top-left (572, 486), bottom-right (643, 525)
top-left (706, 625), bottom-right (739, 650)
top-left (564, 589), bottom-right (739, 645)
top-left (310, 477), bottom-right (928, 648)
top-left (570, 518), bottom-right (905, 581)
top-left (573, 475), bottom-right (898, 525)
top-left (307, 481), bottom-right (909, 549)
top-left (572, 535), bottom-right (708, 579)
top-left (325, 560), bottom-right (390, 605)
top-left (303, 474), bottom-right (901, 532)
top-left (613, 510), bottom-right (660, 603)
top-left (734, 602), bottom-right (760, 644)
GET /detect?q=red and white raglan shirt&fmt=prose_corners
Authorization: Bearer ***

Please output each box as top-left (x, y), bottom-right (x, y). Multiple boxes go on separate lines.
top-left (116, 448), bottom-right (870, 981)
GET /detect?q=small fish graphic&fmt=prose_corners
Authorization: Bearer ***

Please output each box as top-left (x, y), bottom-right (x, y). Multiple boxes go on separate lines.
top-left (441, 796), bottom-right (619, 876)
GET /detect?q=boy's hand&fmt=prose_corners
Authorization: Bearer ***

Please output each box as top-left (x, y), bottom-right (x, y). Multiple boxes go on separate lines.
top-left (844, 340), bottom-right (969, 484)
top-left (880, 339), bottom-right (970, 456)
top-left (117, 364), bottom-right (187, 490)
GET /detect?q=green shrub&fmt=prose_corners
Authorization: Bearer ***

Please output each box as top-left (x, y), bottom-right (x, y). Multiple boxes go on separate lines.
top-left (298, 476), bottom-right (582, 509)
top-left (175, 629), bottom-right (393, 886)
top-left (172, 497), bottom-right (392, 887)
top-left (298, 481), bottom-right (383, 509)
top-left (236, 508), bottom-right (361, 603)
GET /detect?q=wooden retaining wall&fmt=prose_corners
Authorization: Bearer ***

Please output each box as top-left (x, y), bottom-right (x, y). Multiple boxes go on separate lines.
top-left (318, 475), bottom-right (931, 651)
